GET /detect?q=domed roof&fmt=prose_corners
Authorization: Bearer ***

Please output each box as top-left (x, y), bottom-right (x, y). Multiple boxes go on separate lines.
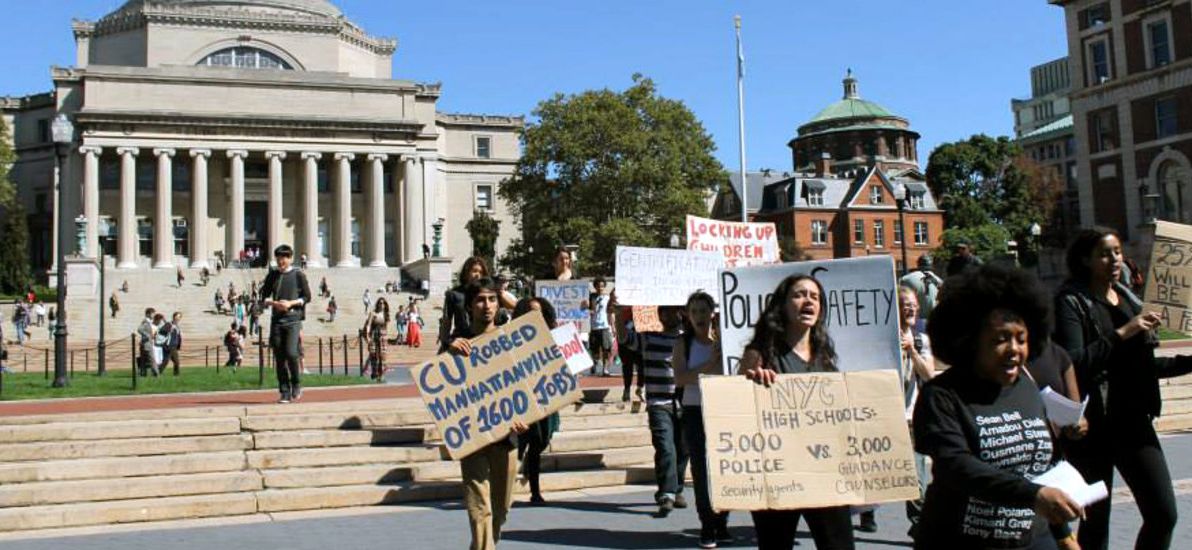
top-left (803, 70), bottom-right (901, 126)
top-left (113, 0), bottom-right (342, 19)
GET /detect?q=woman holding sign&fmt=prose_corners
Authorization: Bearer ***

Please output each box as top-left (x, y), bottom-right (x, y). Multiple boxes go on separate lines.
top-left (512, 297), bottom-right (562, 505)
top-left (915, 264), bottom-right (1082, 550)
top-left (738, 275), bottom-right (854, 550)
top-left (1054, 228), bottom-right (1192, 550)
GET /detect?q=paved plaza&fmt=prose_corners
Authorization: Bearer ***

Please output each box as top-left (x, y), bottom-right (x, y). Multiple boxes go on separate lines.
top-left (3, 432), bottom-right (1190, 550)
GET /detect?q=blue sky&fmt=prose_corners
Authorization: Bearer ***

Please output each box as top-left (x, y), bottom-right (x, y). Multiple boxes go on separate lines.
top-left (1, 1), bottom-right (1068, 172)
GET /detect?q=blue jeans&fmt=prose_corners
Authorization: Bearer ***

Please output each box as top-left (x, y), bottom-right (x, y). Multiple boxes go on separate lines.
top-left (647, 402), bottom-right (688, 502)
top-left (683, 405), bottom-right (729, 528)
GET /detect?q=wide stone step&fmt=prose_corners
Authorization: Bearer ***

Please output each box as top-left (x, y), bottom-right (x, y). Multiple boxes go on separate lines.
top-left (1164, 398), bottom-right (1192, 416)
top-left (251, 428), bottom-right (416, 449)
top-left (1156, 412), bottom-right (1192, 433)
top-left (0, 451), bottom-right (247, 485)
top-left (0, 492), bottom-right (258, 532)
top-left (261, 464), bottom-right (413, 489)
top-left (0, 406), bottom-right (246, 426)
top-left (1162, 384), bottom-right (1192, 400)
top-left (0, 471), bottom-right (262, 508)
top-left (548, 427), bottom-right (650, 453)
top-left (245, 444), bottom-right (444, 469)
top-left (0, 417), bottom-right (242, 444)
top-left (240, 410), bottom-right (428, 432)
top-left (0, 434), bottom-right (252, 462)
top-left (406, 445), bottom-right (656, 482)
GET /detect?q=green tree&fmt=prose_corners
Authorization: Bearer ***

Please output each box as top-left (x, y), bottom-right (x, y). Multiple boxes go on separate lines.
top-left (935, 224), bottom-right (1012, 267)
top-left (0, 118), bottom-right (31, 295)
top-left (464, 209), bottom-right (501, 268)
top-left (499, 74), bottom-right (725, 277)
top-left (778, 235), bottom-right (808, 262)
top-left (926, 135), bottom-right (1062, 246)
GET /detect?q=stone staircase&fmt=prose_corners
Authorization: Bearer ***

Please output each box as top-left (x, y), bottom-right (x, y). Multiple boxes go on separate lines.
top-left (0, 392), bottom-right (657, 532)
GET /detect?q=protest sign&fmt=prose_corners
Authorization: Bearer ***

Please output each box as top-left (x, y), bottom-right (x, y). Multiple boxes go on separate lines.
top-left (414, 311), bottom-right (583, 460)
top-left (536, 280), bottom-right (592, 333)
top-left (718, 256), bottom-right (900, 375)
top-left (700, 370), bottom-right (919, 511)
top-left (614, 246), bottom-right (724, 306)
top-left (551, 323), bottom-right (594, 374)
top-left (631, 306), bottom-right (663, 333)
top-left (1143, 221), bottom-right (1192, 334)
top-left (686, 214), bottom-right (780, 267)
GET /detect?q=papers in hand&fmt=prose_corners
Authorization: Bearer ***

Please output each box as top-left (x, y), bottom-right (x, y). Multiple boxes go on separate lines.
top-left (1040, 387), bottom-right (1088, 427)
top-left (1033, 461), bottom-right (1108, 507)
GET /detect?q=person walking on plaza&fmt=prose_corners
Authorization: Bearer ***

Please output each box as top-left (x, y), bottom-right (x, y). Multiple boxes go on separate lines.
top-left (223, 321), bottom-right (242, 372)
top-left (588, 277), bottom-right (613, 376)
top-left (151, 313), bottom-right (168, 373)
top-left (233, 296), bottom-right (246, 328)
top-left (326, 295), bottom-right (338, 322)
top-left (259, 244), bottom-right (312, 404)
top-left (442, 277), bottom-right (530, 550)
top-left (32, 301), bottom-right (45, 327)
top-left (319, 276), bottom-right (330, 298)
top-left (639, 305), bottom-right (689, 518)
top-left (176, 266), bottom-right (185, 288)
top-left (137, 308), bottom-right (159, 377)
top-left (120, 280), bottom-right (129, 293)
top-left (1053, 228), bottom-right (1192, 550)
top-left (109, 292), bottom-right (120, 318)
top-left (899, 256), bottom-right (943, 325)
top-left (362, 289), bottom-right (372, 315)
top-left (672, 291), bottom-right (730, 548)
top-left (11, 303), bottom-right (28, 344)
top-left (161, 312), bottom-right (183, 376)
top-left (914, 264), bottom-right (1081, 550)
top-left (394, 305), bottom-right (408, 345)
top-left (200, 266), bottom-right (210, 286)
top-left (737, 275), bottom-right (854, 550)
top-left (362, 298), bottom-right (390, 381)
top-left (405, 303), bottom-right (423, 348)
top-left (512, 297), bottom-right (562, 505)
top-left (46, 308), bottom-right (55, 340)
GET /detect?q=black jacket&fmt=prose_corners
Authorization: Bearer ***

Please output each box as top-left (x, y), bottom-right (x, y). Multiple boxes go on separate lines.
top-left (1053, 281), bottom-right (1192, 420)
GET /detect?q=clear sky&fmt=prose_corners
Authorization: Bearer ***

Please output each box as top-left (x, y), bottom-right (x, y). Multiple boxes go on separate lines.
top-left (0, 0), bottom-right (1068, 172)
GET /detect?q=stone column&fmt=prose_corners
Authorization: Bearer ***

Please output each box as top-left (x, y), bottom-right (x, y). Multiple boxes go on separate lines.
top-left (391, 157), bottom-right (404, 264)
top-left (333, 152), bottom-right (355, 267)
top-left (153, 148), bottom-right (175, 268)
top-left (116, 146), bottom-right (139, 268)
top-left (301, 152), bottom-right (323, 267)
top-left (227, 150), bottom-right (248, 264)
top-left (189, 149), bottom-right (211, 268)
top-left (80, 146), bottom-right (102, 258)
top-left (403, 155), bottom-right (423, 263)
top-left (366, 153), bottom-right (388, 267)
top-left (265, 151), bottom-right (286, 263)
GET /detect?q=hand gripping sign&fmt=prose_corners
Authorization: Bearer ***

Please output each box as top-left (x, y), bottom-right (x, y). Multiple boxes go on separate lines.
top-left (414, 311), bottom-right (583, 460)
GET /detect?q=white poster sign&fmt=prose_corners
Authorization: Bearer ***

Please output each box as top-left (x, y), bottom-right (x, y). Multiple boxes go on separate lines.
top-left (614, 246), bottom-right (724, 306)
top-left (686, 215), bottom-right (780, 267)
top-left (551, 323), bottom-right (594, 374)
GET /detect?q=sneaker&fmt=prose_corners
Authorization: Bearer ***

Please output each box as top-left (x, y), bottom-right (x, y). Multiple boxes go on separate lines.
top-left (291, 387), bottom-right (303, 402)
top-left (622, 388), bottom-right (631, 402)
top-left (656, 496), bottom-right (674, 518)
top-left (278, 393), bottom-right (291, 404)
top-left (698, 525), bottom-right (718, 549)
top-left (673, 494), bottom-right (688, 509)
top-left (529, 493), bottom-right (546, 505)
top-left (856, 510), bottom-right (877, 533)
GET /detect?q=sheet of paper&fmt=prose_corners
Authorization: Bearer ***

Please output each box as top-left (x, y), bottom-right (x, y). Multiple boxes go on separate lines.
top-left (551, 324), bottom-right (593, 374)
top-left (1039, 387), bottom-right (1087, 427)
top-left (1033, 461), bottom-right (1109, 507)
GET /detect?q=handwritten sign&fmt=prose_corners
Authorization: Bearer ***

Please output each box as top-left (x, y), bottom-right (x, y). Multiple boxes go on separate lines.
top-left (615, 246), bottom-right (724, 306)
top-left (1144, 221), bottom-right (1192, 334)
top-left (631, 306), bottom-right (663, 333)
top-left (414, 311), bottom-right (583, 460)
top-left (687, 215), bottom-right (780, 267)
top-left (551, 324), bottom-right (594, 374)
top-left (701, 371), bottom-right (919, 511)
top-left (718, 256), bottom-right (900, 376)
top-left (536, 280), bottom-right (592, 333)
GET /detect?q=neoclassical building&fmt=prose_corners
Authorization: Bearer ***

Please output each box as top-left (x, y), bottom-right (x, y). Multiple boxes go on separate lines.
top-left (2, 0), bottom-right (521, 275)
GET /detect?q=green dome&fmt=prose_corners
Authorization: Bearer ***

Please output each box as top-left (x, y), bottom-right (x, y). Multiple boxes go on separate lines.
top-left (807, 98), bottom-right (895, 124)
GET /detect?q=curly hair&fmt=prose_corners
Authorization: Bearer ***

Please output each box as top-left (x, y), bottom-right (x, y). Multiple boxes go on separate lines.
top-left (745, 274), bottom-right (837, 371)
top-left (928, 263), bottom-right (1051, 367)
top-left (513, 297), bottom-right (558, 329)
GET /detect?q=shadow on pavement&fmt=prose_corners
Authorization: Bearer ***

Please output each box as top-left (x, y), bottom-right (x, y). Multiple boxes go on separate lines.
top-left (500, 528), bottom-right (699, 549)
top-left (512, 498), bottom-right (656, 516)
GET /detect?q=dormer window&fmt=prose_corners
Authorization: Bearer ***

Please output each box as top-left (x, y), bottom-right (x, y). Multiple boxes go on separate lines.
top-left (909, 192), bottom-right (925, 209)
top-left (869, 186), bottom-right (883, 205)
top-left (807, 188), bottom-right (824, 206)
top-left (199, 47), bottom-right (292, 70)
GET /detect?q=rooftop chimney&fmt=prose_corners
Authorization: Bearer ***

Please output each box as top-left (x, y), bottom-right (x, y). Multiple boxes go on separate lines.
top-left (815, 152), bottom-right (833, 177)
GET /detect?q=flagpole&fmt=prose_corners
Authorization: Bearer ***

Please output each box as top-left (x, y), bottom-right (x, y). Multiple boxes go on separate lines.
top-left (735, 15), bottom-right (748, 223)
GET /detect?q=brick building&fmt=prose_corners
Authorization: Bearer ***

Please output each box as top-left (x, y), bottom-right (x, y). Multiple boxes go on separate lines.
top-left (1050, 0), bottom-right (1192, 255)
top-left (1011, 57), bottom-right (1081, 241)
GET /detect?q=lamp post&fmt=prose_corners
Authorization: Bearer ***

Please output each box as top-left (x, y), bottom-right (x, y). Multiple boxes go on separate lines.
top-left (431, 218), bottom-right (444, 257)
top-left (96, 218), bottom-right (108, 376)
top-left (51, 114), bottom-right (74, 388)
top-left (894, 183), bottom-right (910, 276)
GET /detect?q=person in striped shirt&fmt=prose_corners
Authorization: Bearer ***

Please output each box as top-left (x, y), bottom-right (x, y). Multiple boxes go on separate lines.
top-left (638, 305), bottom-right (690, 517)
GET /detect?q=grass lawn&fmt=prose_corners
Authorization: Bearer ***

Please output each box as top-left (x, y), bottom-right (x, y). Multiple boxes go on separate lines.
top-left (1158, 327), bottom-right (1191, 341)
top-left (0, 365), bottom-right (373, 401)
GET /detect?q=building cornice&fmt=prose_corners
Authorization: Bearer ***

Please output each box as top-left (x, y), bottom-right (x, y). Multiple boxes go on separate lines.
top-left (52, 65), bottom-right (421, 94)
top-left (436, 113), bottom-right (525, 129)
top-left (74, 109), bottom-right (423, 135)
top-left (0, 92), bottom-right (55, 111)
top-left (1071, 57), bottom-right (1192, 102)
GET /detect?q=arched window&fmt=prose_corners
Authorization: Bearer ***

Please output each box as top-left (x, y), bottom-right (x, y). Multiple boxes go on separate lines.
top-left (199, 47), bottom-right (292, 70)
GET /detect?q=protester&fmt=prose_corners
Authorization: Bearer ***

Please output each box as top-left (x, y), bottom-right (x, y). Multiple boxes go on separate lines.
top-left (406, 303), bottom-right (422, 348)
top-left (109, 292), bottom-right (120, 318)
top-left (588, 277), bottom-right (613, 376)
top-left (1053, 228), bottom-right (1192, 550)
top-left (636, 305), bottom-right (688, 517)
top-left (914, 264), bottom-right (1080, 549)
top-left (362, 298), bottom-right (390, 381)
top-left (899, 256), bottom-right (943, 325)
top-left (512, 297), bottom-right (562, 505)
top-left (161, 312), bottom-right (183, 376)
top-left (945, 242), bottom-right (983, 277)
top-left (895, 286), bottom-right (936, 538)
top-left (737, 275), bottom-right (853, 549)
top-left (672, 291), bottom-right (730, 548)
top-left (259, 244), bottom-right (312, 403)
top-left (440, 257), bottom-right (515, 350)
top-left (442, 277), bottom-right (530, 550)
top-left (137, 308), bottom-right (159, 376)
top-left (552, 247), bottom-right (574, 281)
top-left (224, 321), bottom-right (242, 372)
top-left (613, 297), bottom-right (642, 402)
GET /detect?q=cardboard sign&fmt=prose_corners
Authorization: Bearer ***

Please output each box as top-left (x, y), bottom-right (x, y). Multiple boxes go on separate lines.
top-left (718, 256), bottom-right (901, 376)
top-left (414, 311), bottom-right (583, 460)
top-left (1144, 221), bottom-right (1192, 334)
top-left (615, 246), bottom-right (724, 306)
top-left (631, 306), bottom-right (664, 333)
top-left (551, 324), bottom-right (594, 374)
top-left (701, 371), bottom-right (919, 511)
top-left (687, 215), bottom-right (780, 267)
top-left (536, 280), bottom-right (592, 333)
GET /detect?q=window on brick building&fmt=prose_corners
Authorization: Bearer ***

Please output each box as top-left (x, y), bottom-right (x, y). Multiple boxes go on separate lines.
top-left (914, 221), bottom-right (929, 245)
top-left (873, 220), bottom-right (885, 248)
top-left (475, 136), bottom-right (492, 159)
top-left (807, 188), bottom-right (824, 206)
top-left (475, 184), bottom-right (493, 211)
top-left (869, 186), bottom-right (883, 204)
top-left (1146, 18), bottom-right (1172, 69)
top-left (1091, 109), bottom-right (1117, 152)
top-left (1156, 97), bottom-right (1178, 139)
top-left (811, 220), bottom-right (828, 245)
top-left (853, 219), bottom-right (864, 244)
top-left (1086, 37), bottom-right (1111, 85)
top-left (894, 220), bottom-right (903, 244)
top-left (1084, 4), bottom-right (1109, 28)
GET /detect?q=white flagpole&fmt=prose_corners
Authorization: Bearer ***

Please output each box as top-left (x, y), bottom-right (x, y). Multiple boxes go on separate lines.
top-left (735, 15), bottom-right (748, 222)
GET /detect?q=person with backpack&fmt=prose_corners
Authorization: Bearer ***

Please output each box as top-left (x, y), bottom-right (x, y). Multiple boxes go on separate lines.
top-left (11, 303), bottom-right (28, 345)
top-left (223, 322), bottom-right (242, 372)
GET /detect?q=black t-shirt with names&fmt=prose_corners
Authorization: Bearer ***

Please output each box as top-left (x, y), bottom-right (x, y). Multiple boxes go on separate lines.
top-left (912, 369), bottom-right (1055, 549)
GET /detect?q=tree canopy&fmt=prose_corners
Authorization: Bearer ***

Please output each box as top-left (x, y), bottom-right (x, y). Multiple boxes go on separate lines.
top-left (498, 75), bottom-right (724, 277)
top-left (464, 209), bottom-right (500, 270)
top-left (0, 118), bottom-right (31, 295)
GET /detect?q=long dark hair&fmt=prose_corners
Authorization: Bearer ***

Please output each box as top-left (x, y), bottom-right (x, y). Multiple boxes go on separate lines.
top-left (746, 274), bottom-right (837, 371)
top-left (457, 256), bottom-right (491, 288)
top-left (1065, 227), bottom-right (1119, 284)
top-left (513, 297), bottom-right (558, 329)
top-left (374, 297), bottom-right (390, 324)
